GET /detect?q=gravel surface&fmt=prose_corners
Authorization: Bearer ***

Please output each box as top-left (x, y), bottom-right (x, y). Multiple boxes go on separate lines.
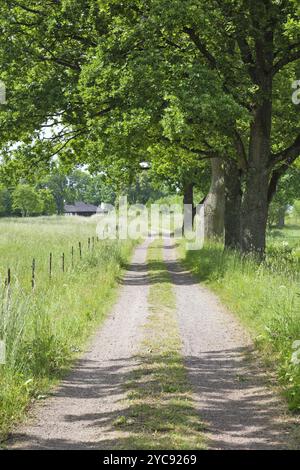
top-left (8, 239), bottom-right (151, 450)
top-left (7, 237), bottom-right (294, 450)
top-left (163, 237), bottom-right (291, 450)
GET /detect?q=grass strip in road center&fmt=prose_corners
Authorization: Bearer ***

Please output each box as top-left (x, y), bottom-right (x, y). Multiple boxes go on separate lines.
top-left (114, 239), bottom-right (206, 449)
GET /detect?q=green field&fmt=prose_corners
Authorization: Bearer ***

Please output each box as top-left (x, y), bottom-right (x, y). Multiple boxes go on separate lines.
top-left (180, 219), bottom-right (300, 411)
top-left (0, 216), bottom-right (99, 288)
top-left (1, 214), bottom-right (300, 443)
top-left (0, 216), bottom-right (135, 441)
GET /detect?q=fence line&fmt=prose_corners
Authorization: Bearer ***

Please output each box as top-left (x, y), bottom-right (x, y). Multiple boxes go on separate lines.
top-left (2, 235), bottom-right (100, 291)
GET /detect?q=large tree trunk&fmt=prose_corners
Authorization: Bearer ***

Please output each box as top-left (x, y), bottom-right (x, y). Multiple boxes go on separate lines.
top-left (240, 25), bottom-right (273, 258)
top-left (224, 159), bottom-right (242, 249)
top-left (204, 158), bottom-right (225, 240)
top-left (241, 93), bottom-right (272, 257)
top-left (182, 181), bottom-right (194, 235)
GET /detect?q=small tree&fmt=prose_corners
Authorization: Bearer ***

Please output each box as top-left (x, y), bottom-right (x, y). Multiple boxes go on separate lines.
top-left (12, 185), bottom-right (43, 217)
top-left (38, 189), bottom-right (57, 215)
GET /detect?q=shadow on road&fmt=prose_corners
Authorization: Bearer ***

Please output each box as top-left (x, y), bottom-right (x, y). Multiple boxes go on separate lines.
top-left (8, 345), bottom-right (288, 450)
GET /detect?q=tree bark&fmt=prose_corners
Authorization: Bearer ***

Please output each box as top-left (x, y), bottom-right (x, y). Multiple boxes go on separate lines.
top-left (241, 98), bottom-right (272, 257)
top-left (204, 158), bottom-right (225, 240)
top-left (240, 25), bottom-right (273, 258)
top-left (241, 155), bottom-right (270, 258)
top-left (224, 159), bottom-right (242, 249)
top-left (182, 181), bottom-right (194, 235)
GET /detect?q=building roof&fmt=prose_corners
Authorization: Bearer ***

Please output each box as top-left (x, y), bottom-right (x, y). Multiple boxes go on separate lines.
top-left (64, 201), bottom-right (98, 213)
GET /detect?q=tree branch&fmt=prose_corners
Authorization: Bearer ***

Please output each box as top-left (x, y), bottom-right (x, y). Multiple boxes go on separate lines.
top-left (12, 2), bottom-right (44, 15)
top-left (37, 54), bottom-right (81, 71)
top-left (273, 49), bottom-right (300, 76)
top-left (270, 132), bottom-right (300, 168)
top-left (183, 27), bottom-right (251, 111)
top-left (267, 164), bottom-right (288, 203)
top-left (92, 106), bottom-right (114, 118)
top-left (274, 40), bottom-right (300, 59)
top-left (233, 129), bottom-right (248, 170)
top-left (236, 37), bottom-right (257, 83)
top-left (159, 135), bottom-right (221, 160)
top-left (44, 127), bottom-right (87, 142)
top-left (178, 143), bottom-right (222, 160)
top-left (183, 27), bottom-right (217, 69)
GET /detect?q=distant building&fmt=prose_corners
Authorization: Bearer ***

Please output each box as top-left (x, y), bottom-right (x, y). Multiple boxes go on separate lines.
top-left (64, 201), bottom-right (98, 217)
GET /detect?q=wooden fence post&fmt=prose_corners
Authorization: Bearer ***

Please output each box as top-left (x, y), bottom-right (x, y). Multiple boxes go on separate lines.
top-left (71, 246), bottom-right (74, 268)
top-left (92, 236), bottom-right (95, 250)
top-left (88, 237), bottom-right (91, 250)
top-left (49, 252), bottom-right (52, 279)
top-left (32, 258), bottom-right (35, 290)
top-left (5, 268), bottom-right (11, 289)
top-left (79, 241), bottom-right (82, 259)
top-left (62, 253), bottom-right (65, 273)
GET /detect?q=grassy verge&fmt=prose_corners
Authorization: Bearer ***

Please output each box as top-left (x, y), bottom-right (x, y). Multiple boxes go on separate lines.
top-left (0, 217), bottom-right (136, 441)
top-left (115, 239), bottom-right (206, 449)
top-left (179, 237), bottom-right (300, 411)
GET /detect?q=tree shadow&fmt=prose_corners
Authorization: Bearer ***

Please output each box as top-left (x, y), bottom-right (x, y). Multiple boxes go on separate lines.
top-left (6, 240), bottom-right (293, 450)
top-left (183, 246), bottom-right (232, 283)
top-left (120, 256), bottom-right (198, 287)
top-left (7, 346), bottom-right (290, 450)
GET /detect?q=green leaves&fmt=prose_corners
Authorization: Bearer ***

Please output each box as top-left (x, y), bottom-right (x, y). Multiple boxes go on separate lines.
top-left (12, 184), bottom-right (43, 217)
top-left (0, 0), bottom-right (299, 223)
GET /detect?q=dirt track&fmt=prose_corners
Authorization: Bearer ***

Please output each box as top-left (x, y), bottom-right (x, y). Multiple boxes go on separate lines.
top-left (8, 239), bottom-right (151, 449)
top-left (163, 238), bottom-right (290, 450)
top-left (8, 238), bottom-right (293, 450)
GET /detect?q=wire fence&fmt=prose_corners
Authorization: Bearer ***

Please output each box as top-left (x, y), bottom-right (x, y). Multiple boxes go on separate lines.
top-left (3, 235), bottom-right (98, 291)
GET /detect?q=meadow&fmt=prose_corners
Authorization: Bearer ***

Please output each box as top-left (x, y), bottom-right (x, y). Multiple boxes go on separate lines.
top-left (0, 216), bottom-right (136, 441)
top-left (180, 215), bottom-right (300, 411)
top-left (1, 210), bottom-right (299, 443)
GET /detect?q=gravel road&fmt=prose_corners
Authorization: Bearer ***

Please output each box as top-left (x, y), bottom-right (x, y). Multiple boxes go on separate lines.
top-left (163, 237), bottom-right (290, 450)
top-left (8, 239), bottom-right (151, 449)
top-left (7, 237), bottom-right (293, 450)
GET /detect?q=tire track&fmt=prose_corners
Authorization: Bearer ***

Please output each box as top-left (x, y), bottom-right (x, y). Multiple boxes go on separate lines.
top-left (163, 237), bottom-right (290, 450)
top-left (8, 239), bottom-right (151, 450)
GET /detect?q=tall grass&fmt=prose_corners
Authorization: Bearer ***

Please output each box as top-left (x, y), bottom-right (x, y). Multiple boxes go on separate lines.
top-left (0, 216), bottom-right (102, 288)
top-left (180, 226), bottom-right (300, 411)
top-left (0, 216), bottom-right (136, 441)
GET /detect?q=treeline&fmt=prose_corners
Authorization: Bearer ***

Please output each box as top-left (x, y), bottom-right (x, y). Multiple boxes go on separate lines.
top-left (0, 2), bottom-right (300, 256)
top-left (0, 184), bottom-right (56, 217)
top-left (0, 169), bottom-right (116, 217)
top-left (0, 168), bottom-right (171, 217)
